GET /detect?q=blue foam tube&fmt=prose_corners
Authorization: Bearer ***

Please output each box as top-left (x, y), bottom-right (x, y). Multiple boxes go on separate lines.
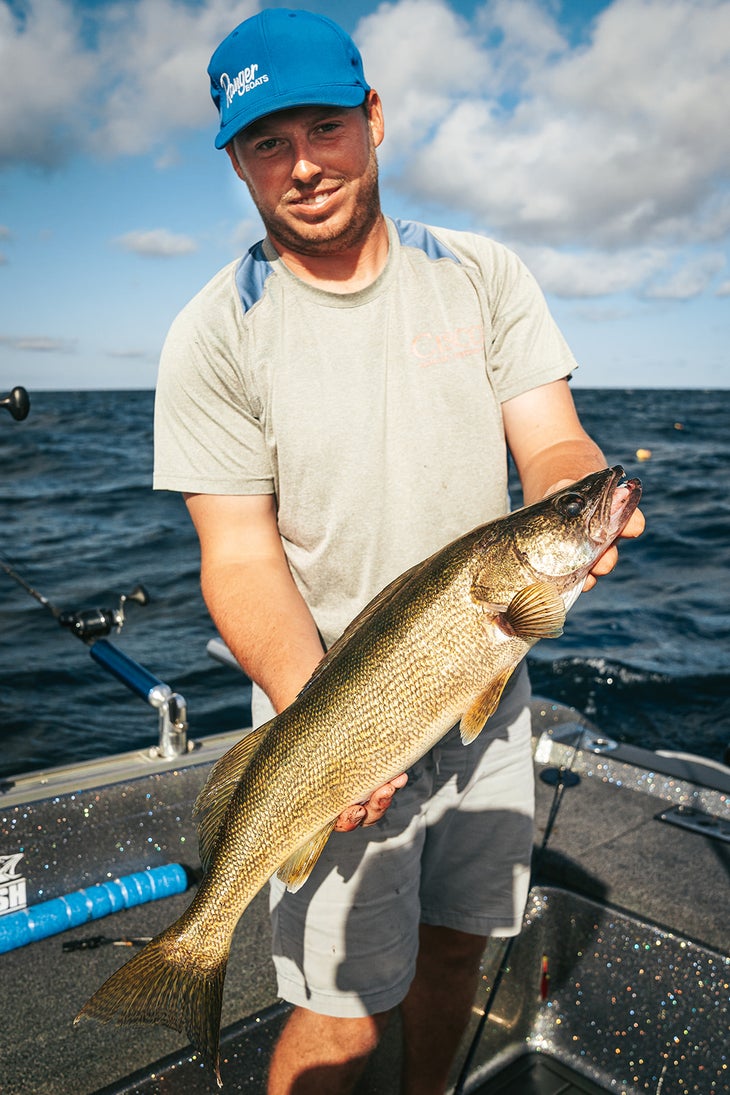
top-left (0, 863), bottom-right (189, 954)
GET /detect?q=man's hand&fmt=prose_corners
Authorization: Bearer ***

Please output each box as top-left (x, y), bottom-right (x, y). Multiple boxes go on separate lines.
top-left (503, 380), bottom-right (645, 594)
top-left (334, 772), bottom-right (409, 831)
top-left (584, 502), bottom-right (645, 589)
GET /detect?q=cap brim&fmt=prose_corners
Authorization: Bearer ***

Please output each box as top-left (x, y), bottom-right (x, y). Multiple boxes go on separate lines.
top-left (215, 85), bottom-right (368, 149)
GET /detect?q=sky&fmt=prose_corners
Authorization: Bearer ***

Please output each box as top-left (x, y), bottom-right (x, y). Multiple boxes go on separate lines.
top-left (0, 0), bottom-right (728, 391)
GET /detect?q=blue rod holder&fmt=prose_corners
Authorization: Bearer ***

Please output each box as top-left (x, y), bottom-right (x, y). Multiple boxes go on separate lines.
top-left (90, 639), bottom-right (167, 702)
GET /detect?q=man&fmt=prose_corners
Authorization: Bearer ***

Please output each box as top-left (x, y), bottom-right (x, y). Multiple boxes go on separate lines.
top-left (154, 10), bottom-right (644, 1094)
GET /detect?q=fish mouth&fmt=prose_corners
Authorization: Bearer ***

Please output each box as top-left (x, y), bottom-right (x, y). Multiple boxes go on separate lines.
top-left (589, 465), bottom-right (642, 547)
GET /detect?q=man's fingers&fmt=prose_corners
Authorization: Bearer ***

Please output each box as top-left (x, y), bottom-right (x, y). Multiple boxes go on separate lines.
top-left (584, 504), bottom-right (645, 590)
top-left (623, 506), bottom-right (645, 539)
top-left (333, 773), bottom-right (408, 832)
top-left (333, 805), bottom-right (367, 832)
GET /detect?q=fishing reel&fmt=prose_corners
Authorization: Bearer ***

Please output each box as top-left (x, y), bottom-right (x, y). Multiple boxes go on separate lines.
top-left (58, 584), bottom-right (150, 643)
top-left (2, 493), bottom-right (186, 756)
top-left (1, 386), bottom-right (30, 421)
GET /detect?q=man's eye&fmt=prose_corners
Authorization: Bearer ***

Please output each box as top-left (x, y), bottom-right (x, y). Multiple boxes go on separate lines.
top-left (255, 138), bottom-right (279, 152)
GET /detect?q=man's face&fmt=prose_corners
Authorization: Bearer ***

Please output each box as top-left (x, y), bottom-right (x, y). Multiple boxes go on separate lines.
top-left (227, 92), bottom-right (384, 258)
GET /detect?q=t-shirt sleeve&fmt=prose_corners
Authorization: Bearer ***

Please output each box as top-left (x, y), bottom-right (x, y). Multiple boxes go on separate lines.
top-left (153, 268), bottom-right (274, 496)
top-left (483, 242), bottom-right (578, 402)
top-left (428, 227), bottom-right (578, 403)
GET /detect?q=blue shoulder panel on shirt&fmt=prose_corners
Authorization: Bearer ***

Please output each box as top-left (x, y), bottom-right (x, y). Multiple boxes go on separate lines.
top-left (235, 240), bottom-right (274, 312)
top-left (394, 219), bottom-right (461, 264)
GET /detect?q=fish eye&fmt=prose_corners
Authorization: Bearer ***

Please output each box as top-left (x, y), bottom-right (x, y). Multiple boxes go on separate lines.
top-left (557, 492), bottom-right (585, 518)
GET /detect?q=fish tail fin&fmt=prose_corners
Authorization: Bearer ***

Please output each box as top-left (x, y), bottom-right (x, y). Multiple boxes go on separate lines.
top-left (75, 924), bottom-right (229, 1087)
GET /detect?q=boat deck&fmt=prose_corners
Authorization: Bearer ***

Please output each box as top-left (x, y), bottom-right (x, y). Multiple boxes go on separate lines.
top-left (1, 706), bottom-right (728, 1094)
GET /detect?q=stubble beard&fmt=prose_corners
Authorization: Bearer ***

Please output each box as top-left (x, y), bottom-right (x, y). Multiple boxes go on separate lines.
top-left (254, 149), bottom-right (383, 259)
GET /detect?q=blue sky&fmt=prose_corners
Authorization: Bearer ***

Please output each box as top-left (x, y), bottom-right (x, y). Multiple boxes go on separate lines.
top-left (1, 0), bottom-right (728, 390)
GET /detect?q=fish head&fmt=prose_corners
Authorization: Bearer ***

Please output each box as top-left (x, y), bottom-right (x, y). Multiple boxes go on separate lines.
top-left (472, 465), bottom-right (642, 610)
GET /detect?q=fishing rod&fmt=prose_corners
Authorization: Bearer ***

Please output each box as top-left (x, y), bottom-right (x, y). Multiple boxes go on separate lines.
top-left (453, 728), bottom-right (585, 1095)
top-left (1, 555), bottom-right (188, 758)
top-left (0, 555), bottom-right (61, 618)
top-left (0, 553), bottom-right (149, 640)
top-left (1, 393), bottom-right (187, 757)
top-left (1, 387), bottom-right (148, 641)
top-left (1, 386), bottom-right (30, 421)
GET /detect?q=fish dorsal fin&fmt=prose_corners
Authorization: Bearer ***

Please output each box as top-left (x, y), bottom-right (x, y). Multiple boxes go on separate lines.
top-left (276, 820), bottom-right (337, 893)
top-left (459, 668), bottom-right (515, 744)
top-left (193, 722), bottom-right (271, 872)
top-left (503, 582), bottom-right (566, 640)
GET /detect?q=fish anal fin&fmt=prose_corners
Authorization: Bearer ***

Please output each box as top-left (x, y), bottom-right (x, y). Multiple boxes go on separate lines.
top-left (277, 820), bottom-right (337, 893)
top-left (501, 582), bottom-right (566, 640)
top-left (194, 723), bottom-right (271, 872)
top-left (459, 668), bottom-right (515, 744)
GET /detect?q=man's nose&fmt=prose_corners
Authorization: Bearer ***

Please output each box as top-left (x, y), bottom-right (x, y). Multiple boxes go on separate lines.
top-left (291, 156), bottom-right (322, 185)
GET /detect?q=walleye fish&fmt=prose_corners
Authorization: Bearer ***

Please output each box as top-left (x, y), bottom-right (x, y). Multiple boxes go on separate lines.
top-left (76, 465), bottom-right (641, 1085)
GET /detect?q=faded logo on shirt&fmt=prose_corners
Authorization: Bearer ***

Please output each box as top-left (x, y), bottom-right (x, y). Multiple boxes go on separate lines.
top-left (411, 325), bottom-right (484, 367)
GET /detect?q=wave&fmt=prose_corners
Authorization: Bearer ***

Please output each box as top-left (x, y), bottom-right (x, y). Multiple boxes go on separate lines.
top-left (528, 655), bottom-right (730, 763)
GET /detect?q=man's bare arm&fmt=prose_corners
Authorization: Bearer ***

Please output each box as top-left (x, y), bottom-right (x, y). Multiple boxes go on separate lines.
top-left (186, 493), bottom-right (325, 712)
top-left (185, 492), bottom-right (406, 828)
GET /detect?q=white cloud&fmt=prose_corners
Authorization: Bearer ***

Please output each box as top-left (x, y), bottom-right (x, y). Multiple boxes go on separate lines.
top-left (0, 0), bottom-right (252, 166)
top-left (114, 228), bottom-right (198, 257)
top-left (106, 348), bottom-right (149, 359)
top-left (375, 0), bottom-right (730, 248)
top-left (0, 0), bottom-right (96, 167)
top-left (0, 222), bottom-right (11, 263)
top-left (0, 334), bottom-right (76, 353)
top-left (2, 0), bottom-right (728, 308)
top-left (357, 0), bottom-right (490, 167)
top-left (92, 0), bottom-right (256, 157)
top-left (643, 252), bottom-right (726, 300)
top-left (514, 243), bottom-right (668, 298)
top-left (357, 0), bottom-right (730, 301)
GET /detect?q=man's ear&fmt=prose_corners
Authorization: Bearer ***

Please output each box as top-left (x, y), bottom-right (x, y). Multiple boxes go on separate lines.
top-left (225, 141), bottom-right (247, 181)
top-left (365, 90), bottom-right (385, 149)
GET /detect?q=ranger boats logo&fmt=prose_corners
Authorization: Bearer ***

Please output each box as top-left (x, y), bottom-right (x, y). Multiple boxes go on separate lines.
top-left (0, 853), bottom-right (27, 916)
top-left (220, 63), bottom-right (269, 107)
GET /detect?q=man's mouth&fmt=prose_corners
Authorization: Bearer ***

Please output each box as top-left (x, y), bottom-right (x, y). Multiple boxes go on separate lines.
top-left (297, 192), bottom-right (333, 206)
top-left (288, 185), bottom-right (341, 211)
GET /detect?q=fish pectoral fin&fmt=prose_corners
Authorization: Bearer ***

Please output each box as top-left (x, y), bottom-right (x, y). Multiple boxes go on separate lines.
top-left (502, 582), bottom-right (566, 640)
top-left (459, 668), bottom-right (515, 744)
top-left (277, 820), bottom-right (337, 893)
top-left (194, 723), bottom-right (271, 872)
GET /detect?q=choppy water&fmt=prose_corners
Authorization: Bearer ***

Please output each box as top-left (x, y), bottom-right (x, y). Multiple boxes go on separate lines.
top-left (1, 387), bottom-right (728, 778)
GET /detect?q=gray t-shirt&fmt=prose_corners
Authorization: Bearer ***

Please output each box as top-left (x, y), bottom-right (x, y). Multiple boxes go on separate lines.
top-left (154, 217), bottom-right (576, 650)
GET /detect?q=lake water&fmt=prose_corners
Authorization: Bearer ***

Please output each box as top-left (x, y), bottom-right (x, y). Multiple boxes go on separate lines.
top-left (1, 387), bottom-right (728, 778)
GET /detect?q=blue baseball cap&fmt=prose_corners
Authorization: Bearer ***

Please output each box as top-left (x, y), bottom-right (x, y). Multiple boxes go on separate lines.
top-left (208, 9), bottom-right (371, 149)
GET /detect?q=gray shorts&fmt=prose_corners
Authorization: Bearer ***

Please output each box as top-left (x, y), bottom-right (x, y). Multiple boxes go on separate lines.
top-left (267, 664), bottom-right (535, 1018)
